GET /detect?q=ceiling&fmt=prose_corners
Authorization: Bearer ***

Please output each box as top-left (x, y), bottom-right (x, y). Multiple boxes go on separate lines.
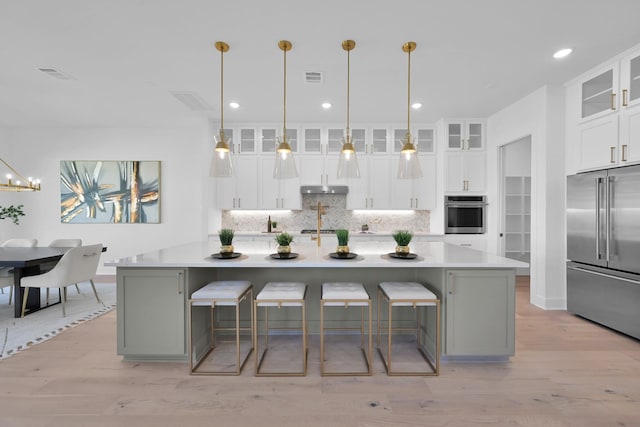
top-left (2, 0), bottom-right (640, 128)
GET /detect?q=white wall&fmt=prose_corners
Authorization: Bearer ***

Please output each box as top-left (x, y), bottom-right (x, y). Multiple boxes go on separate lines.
top-left (487, 85), bottom-right (567, 309)
top-left (1, 125), bottom-right (210, 274)
top-left (503, 136), bottom-right (531, 176)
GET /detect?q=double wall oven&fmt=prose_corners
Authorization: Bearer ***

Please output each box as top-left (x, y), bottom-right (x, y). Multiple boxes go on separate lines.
top-left (444, 195), bottom-right (487, 234)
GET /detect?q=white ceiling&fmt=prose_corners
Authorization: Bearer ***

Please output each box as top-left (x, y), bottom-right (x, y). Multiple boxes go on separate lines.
top-left (2, 0), bottom-right (640, 128)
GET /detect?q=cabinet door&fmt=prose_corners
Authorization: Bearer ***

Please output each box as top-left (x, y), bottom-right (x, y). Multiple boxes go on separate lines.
top-left (368, 156), bottom-right (391, 209)
top-left (465, 151), bottom-right (486, 192)
top-left (299, 156), bottom-right (324, 185)
top-left (371, 129), bottom-right (389, 154)
top-left (447, 123), bottom-right (463, 150)
top-left (260, 157), bottom-right (279, 208)
top-left (346, 157), bottom-right (369, 209)
top-left (238, 128), bottom-right (257, 153)
top-left (302, 128), bottom-right (322, 153)
top-left (578, 114), bottom-right (620, 170)
top-left (117, 268), bottom-right (186, 358)
top-left (234, 157), bottom-right (259, 209)
top-left (620, 106), bottom-right (640, 163)
top-left (580, 64), bottom-right (619, 121)
top-left (414, 156), bottom-right (437, 209)
top-left (445, 151), bottom-right (465, 192)
top-left (466, 122), bottom-right (483, 150)
top-left (445, 270), bottom-right (515, 356)
top-left (621, 51), bottom-right (640, 108)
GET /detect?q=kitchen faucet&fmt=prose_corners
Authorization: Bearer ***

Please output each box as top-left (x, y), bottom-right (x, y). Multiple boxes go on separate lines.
top-left (312, 201), bottom-right (326, 247)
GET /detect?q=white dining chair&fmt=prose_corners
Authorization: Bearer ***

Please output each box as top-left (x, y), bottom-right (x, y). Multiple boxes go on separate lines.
top-left (20, 244), bottom-right (103, 317)
top-left (1, 238), bottom-right (38, 305)
top-left (45, 238), bottom-right (83, 302)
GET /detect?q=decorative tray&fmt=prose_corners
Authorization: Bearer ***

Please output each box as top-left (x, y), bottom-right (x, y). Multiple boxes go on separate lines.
top-left (329, 252), bottom-right (358, 260)
top-left (211, 252), bottom-right (242, 259)
top-left (270, 253), bottom-right (299, 260)
top-left (387, 252), bottom-right (418, 260)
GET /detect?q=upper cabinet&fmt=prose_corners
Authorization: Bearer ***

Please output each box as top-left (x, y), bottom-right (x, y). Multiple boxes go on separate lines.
top-left (259, 157), bottom-right (301, 209)
top-left (570, 47), bottom-right (640, 171)
top-left (446, 120), bottom-right (484, 151)
top-left (392, 127), bottom-right (436, 154)
top-left (260, 127), bottom-right (298, 154)
top-left (445, 151), bottom-right (486, 193)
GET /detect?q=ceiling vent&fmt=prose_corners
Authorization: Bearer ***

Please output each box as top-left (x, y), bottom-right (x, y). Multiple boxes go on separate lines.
top-left (37, 67), bottom-right (75, 80)
top-left (170, 91), bottom-right (212, 111)
top-left (305, 71), bottom-right (323, 84)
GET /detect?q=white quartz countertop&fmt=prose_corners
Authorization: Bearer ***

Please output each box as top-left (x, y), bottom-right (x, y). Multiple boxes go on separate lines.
top-left (105, 240), bottom-right (528, 269)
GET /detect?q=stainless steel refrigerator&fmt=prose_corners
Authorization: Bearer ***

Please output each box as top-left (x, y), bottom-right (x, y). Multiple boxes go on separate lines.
top-left (567, 165), bottom-right (640, 340)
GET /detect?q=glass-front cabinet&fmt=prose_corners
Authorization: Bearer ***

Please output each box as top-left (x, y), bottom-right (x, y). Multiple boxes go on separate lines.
top-left (581, 66), bottom-right (619, 120)
top-left (261, 128), bottom-right (298, 153)
top-left (446, 121), bottom-right (484, 150)
top-left (392, 127), bottom-right (435, 154)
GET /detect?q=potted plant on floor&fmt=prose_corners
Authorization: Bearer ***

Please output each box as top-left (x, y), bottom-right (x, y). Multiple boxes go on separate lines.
top-left (335, 229), bottom-right (350, 255)
top-left (218, 228), bottom-right (235, 254)
top-left (392, 230), bottom-right (412, 255)
top-left (275, 232), bottom-right (294, 255)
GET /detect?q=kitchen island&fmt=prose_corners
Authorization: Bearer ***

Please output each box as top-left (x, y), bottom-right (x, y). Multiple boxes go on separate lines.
top-left (106, 239), bottom-right (527, 363)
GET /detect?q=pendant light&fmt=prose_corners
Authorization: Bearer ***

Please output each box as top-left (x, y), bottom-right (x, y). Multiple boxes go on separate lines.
top-left (0, 158), bottom-right (41, 191)
top-left (337, 40), bottom-right (360, 179)
top-left (397, 41), bottom-right (423, 179)
top-left (210, 41), bottom-right (233, 178)
top-left (273, 40), bottom-right (298, 179)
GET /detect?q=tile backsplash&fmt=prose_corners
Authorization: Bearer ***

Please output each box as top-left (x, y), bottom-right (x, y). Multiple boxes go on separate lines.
top-left (221, 194), bottom-right (430, 233)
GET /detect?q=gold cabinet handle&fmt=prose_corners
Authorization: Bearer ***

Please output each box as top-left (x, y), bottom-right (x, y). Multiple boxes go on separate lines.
top-left (611, 93), bottom-right (617, 110)
top-left (610, 146), bottom-right (616, 163)
top-left (622, 144), bottom-right (628, 162)
top-left (177, 271), bottom-right (183, 295)
top-left (622, 89), bottom-right (628, 107)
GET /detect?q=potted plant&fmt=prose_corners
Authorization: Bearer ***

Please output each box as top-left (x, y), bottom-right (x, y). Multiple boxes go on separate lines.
top-left (275, 232), bottom-right (294, 255)
top-left (218, 228), bottom-right (235, 254)
top-left (271, 221), bottom-right (278, 230)
top-left (0, 204), bottom-right (25, 225)
top-left (335, 229), bottom-right (350, 254)
top-left (392, 230), bottom-right (413, 255)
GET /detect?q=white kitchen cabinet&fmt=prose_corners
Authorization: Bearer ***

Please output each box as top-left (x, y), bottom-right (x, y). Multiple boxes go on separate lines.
top-left (391, 155), bottom-right (437, 209)
top-left (392, 127), bottom-right (436, 154)
top-left (445, 150), bottom-right (486, 193)
top-left (346, 156), bottom-right (391, 209)
top-left (260, 128), bottom-right (298, 153)
top-left (216, 156), bottom-right (259, 209)
top-left (570, 48), bottom-right (640, 171)
top-left (260, 157), bottom-right (301, 209)
top-left (299, 154), bottom-right (345, 186)
top-left (444, 234), bottom-right (488, 252)
top-left (446, 120), bottom-right (484, 150)
top-left (235, 128), bottom-right (257, 154)
top-left (370, 128), bottom-right (390, 154)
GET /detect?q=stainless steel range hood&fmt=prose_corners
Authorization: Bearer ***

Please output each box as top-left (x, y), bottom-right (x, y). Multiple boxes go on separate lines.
top-left (300, 185), bottom-right (348, 195)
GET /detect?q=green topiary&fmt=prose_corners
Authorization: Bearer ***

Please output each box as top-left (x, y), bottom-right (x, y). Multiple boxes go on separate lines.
top-left (218, 228), bottom-right (235, 245)
top-left (336, 229), bottom-right (349, 246)
top-left (392, 230), bottom-right (413, 246)
top-left (275, 232), bottom-right (293, 246)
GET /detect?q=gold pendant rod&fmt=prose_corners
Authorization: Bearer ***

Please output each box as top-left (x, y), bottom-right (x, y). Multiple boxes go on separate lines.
top-left (279, 40), bottom-right (292, 138)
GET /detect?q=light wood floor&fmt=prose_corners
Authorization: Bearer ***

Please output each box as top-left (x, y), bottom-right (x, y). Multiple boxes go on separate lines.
top-left (0, 277), bottom-right (638, 427)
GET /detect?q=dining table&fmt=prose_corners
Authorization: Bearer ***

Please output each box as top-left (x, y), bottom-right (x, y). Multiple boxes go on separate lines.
top-left (0, 246), bottom-right (107, 318)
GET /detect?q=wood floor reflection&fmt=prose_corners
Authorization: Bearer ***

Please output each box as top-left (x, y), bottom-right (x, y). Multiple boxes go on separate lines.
top-left (0, 277), bottom-right (638, 427)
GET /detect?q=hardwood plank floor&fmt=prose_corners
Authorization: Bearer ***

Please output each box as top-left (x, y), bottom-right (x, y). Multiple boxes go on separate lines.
top-left (0, 277), bottom-right (638, 427)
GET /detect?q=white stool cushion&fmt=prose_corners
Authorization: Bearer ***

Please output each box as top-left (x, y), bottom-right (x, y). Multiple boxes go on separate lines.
top-left (322, 282), bottom-right (370, 307)
top-left (191, 280), bottom-right (252, 306)
top-left (379, 282), bottom-right (438, 306)
top-left (256, 282), bottom-right (306, 307)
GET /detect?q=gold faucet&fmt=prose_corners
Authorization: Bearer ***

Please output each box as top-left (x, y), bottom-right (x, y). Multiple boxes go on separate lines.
top-left (312, 201), bottom-right (326, 247)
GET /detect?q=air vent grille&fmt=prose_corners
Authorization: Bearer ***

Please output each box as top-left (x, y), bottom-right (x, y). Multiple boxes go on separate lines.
top-left (37, 67), bottom-right (75, 80)
top-left (170, 91), bottom-right (212, 111)
top-left (305, 71), bottom-right (323, 84)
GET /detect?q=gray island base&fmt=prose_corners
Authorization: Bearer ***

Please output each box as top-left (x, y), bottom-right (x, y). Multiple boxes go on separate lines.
top-left (106, 240), bottom-right (527, 364)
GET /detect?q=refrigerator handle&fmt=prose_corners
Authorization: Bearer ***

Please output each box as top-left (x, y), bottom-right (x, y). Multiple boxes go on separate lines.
top-left (595, 177), bottom-right (602, 260)
top-left (606, 175), bottom-right (612, 262)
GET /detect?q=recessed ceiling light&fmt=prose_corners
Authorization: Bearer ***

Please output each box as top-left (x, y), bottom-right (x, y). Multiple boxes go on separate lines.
top-left (553, 48), bottom-right (572, 59)
top-left (411, 102), bottom-right (422, 110)
top-left (229, 102), bottom-right (240, 109)
top-left (322, 102), bottom-right (331, 109)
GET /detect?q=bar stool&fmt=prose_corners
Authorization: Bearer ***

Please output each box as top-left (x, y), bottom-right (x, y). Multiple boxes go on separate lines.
top-left (320, 282), bottom-right (372, 376)
top-left (377, 281), bottom-right (440, 376)
top-left (253, 282), bottom-right (307, 376)
top-left (188, 280), bottom-right (253, 375)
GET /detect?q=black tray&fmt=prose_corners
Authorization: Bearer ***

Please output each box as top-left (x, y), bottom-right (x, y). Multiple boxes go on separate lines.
top-left (270, 252), bottom-right (299, 260)
top-left (388, 252), bottom-right (418, 260)
top-left (329, 252), bottom-right (358, 260)
top-left (211, 252), bottom-right (242, 259)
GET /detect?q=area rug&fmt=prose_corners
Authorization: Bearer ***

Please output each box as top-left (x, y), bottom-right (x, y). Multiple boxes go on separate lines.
top-left (0, 280), bottom-right (116, 359)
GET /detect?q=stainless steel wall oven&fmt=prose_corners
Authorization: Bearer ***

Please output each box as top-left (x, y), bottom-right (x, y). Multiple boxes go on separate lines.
top-left (444, 195), bottom-right (487, 234)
